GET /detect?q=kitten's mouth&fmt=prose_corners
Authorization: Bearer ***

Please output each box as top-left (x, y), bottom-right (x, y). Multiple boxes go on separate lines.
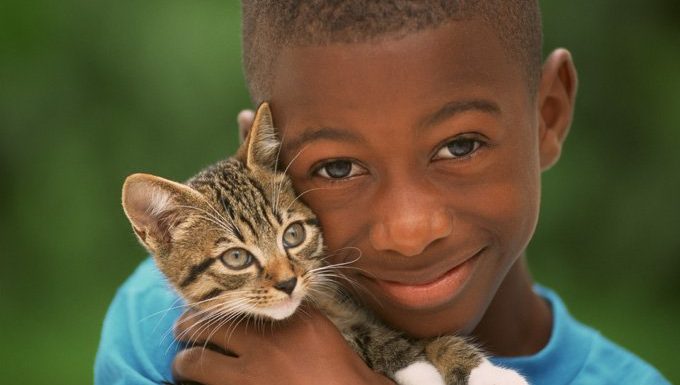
top-left (260, 295), bottom-right (303, 320)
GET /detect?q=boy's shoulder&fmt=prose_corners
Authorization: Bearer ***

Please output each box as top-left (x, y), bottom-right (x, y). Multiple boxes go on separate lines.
top-left (492, 286), bottom-right (670, 385)
top-left (94, 258), bottom-right (182, 385)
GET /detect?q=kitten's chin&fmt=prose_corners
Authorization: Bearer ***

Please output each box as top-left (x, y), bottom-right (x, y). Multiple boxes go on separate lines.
top-left (258, 296), bottom-right (303, 320)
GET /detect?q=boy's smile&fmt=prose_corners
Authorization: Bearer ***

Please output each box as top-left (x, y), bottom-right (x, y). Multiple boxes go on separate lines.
top-left (266, 18), bottom-right (574, 350)
top-left (372, 245), bottom-right (482, 309)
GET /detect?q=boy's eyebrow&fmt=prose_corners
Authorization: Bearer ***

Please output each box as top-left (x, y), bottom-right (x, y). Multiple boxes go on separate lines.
top-left (283, 126), bottom-right (362, 155)
top-left (420, 99), bottom-right (501, 130)
top-left (281, 99), bottom-right (499, 155)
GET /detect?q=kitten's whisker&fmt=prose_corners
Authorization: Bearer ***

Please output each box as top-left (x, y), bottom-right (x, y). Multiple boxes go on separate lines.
top-left (200, 313), bottom-right (238, 357)
top-left (208, 199), bottom-right (239, 229)
top-left (323, 246), bottom-right (364, 262)
top-left (164, 309), bottom-right (223, 355)
top-left (188, 202), bottom-right (236, 231)
top-left (224, 313), bottom-right (250, 345)
top-left (152, 294), bottom-right (225, 328)
top-left (273, 130), bottom-right (286, 174)
top-left (149, 297), bottom-right (192, 345)
top-left (310, 259), bottom-right (362, 272)
top-left (176, 293), bottom-right (249, 323)
top-left (169, 296), bottom-right (251, 346)
top-left (270, 132), bottom-right (287, 212)
top-left (199, 193), bottom-right (237, 226)
top-left (316, 271), bottom-right (363, 292)
top-left (284, 187), bottom-right (332, 212)
top-left (307, 284), bottom-right (345, 302)
top-left (294, 305), bottom-right (312, 322)
top-left (174, 309), bottom-right (223, 342)
top-left (274, 144), bottom-right (310, 212)
top-left (142, 296), bottom-right (188, 323)
top-left (181, 309), bottom-right (242, 351)
top-left (311, 268), bottom-right (383, 307)
top-left (177, 203), bottom-right (231, 229)
top-left (174, 204), bottom-right (234, 234)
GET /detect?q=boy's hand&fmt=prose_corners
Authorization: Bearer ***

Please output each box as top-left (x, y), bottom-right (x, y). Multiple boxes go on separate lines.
top-left (172, 305), bottom-right (396, 385)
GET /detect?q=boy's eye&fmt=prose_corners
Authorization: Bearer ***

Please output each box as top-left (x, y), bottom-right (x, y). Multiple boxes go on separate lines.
top-left (314, 160), bottom-right (366, 179)
top-left (434, 137), bottom-right (482, 160)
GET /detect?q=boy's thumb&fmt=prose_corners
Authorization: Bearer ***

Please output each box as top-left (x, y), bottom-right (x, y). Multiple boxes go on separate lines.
top-left (237, 109), bottom-right (255, 143)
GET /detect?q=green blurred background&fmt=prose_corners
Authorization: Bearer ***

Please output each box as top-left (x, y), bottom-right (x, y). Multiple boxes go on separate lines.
top-left (1, 1), bottom-right (678, 383)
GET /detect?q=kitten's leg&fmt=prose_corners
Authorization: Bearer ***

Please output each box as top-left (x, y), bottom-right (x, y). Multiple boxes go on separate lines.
top-left (340, 326), bottom-right (446, 385)
top-left (321, 295), bottom-right (514, 385)
top-left (424, 336), bottom-right (484, 385)
top-left (425, 336), bottom-right (528, 385)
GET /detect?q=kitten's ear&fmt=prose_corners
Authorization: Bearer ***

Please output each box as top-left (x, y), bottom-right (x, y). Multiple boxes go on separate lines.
top-left (239, 102), bottom-right (280, 171)
top-left (121, 173), bottom-right (202, 254)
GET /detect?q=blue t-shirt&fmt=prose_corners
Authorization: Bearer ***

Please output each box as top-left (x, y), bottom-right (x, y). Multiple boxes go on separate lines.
top-left (95, 258), bottom-right (670, 384)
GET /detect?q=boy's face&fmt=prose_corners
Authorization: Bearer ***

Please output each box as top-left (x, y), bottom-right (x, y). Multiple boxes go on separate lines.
top-left (269, 20), bottom-right (543, 337)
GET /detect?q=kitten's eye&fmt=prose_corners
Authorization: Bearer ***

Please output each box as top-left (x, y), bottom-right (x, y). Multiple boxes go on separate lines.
top-left (434, 137), bottom-right (482, 160)
top-left (283, 222), bottom-right (305, 248)
top-left (314, 160), bottom-right (365, 179)
top-left (220, 248), bottom-right (254, 270)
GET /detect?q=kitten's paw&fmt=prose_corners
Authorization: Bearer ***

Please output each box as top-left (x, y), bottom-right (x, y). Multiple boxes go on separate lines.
top-left (468, 359), bottom-right (528, 385)
top-left (394, 361), bottom-right (446, 385)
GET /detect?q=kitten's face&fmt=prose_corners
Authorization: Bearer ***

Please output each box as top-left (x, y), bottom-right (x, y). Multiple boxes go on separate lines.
top-left (122, 103), bottom-right (326, 320)
top-left (174, 165), bottom-right (324, 320)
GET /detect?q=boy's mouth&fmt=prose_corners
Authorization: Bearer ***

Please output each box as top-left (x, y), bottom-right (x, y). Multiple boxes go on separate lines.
top-left (369, 248), bottom-right (483, 310)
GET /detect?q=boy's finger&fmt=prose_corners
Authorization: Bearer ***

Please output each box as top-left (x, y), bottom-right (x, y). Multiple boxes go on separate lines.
top-left (173, 347), bottom-right (242, 385)
top-left (237, 109), bottom-right (255, 142)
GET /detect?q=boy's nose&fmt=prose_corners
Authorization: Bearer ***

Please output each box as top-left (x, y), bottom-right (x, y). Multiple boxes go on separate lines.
top-left (368, 185), bottom-right (452, 257)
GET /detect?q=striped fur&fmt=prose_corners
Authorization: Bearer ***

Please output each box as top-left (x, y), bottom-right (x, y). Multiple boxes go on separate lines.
top-left (121, 103), bottom-right (525, 385)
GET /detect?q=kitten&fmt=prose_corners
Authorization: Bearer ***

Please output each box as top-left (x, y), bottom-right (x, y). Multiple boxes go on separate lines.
top-left (121, 103), bottom-right (528, 385)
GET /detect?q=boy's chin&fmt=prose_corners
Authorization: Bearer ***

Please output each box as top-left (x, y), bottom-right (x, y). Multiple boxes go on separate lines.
top-left (358, 281), bottom-right (485, 338)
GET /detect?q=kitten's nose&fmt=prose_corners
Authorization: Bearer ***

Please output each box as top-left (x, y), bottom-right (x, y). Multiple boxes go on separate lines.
top-left (274, 277), bottom-right (297, 295)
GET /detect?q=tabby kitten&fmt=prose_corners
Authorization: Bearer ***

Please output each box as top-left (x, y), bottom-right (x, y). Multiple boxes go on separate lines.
top-left (121, 103), bottom-right (528, 385)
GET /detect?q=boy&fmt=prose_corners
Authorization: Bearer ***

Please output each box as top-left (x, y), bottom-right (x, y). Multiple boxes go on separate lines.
top-left (95, 1), bottom-right (670, 384)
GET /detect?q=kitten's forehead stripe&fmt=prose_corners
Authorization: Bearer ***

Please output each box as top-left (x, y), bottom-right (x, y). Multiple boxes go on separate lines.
top-left (239, 213), bottom-right (259, 240)
top-left (214, 189), bottom-right (244, 242)
top-left (209, 161), bottom-right (280, 234)
top-left (258, 201), bottom-right (276, 229)
top-left (180, 258), bottom-right (217, 288)
top-left (219, 195), bottom-right (235, 219)
top-left (232, 227), bottom-right (245, 243)
top-left (248, 176), bottom-right (272, 208)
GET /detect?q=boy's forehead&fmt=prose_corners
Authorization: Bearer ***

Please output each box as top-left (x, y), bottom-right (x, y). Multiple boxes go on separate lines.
top-left (271, 20), bottom-right (522, 106)
top-left (269, 19), bottom-right (527, 121)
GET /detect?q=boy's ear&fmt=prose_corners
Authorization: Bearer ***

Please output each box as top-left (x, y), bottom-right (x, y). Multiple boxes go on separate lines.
top-left (238, 102), bottom-right (280, 171)
top-left (121, 173), bottom-right (203, 254)
top-left (537, 48), bottom-right (578, 171)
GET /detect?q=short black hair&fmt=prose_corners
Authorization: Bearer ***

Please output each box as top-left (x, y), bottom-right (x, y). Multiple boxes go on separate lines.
top-left (242, 0), bottom-right (542, 104)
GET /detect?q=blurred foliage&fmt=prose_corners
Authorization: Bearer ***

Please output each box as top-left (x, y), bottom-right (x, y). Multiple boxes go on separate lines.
top-left (0, 1), bottom-right (677, 383)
